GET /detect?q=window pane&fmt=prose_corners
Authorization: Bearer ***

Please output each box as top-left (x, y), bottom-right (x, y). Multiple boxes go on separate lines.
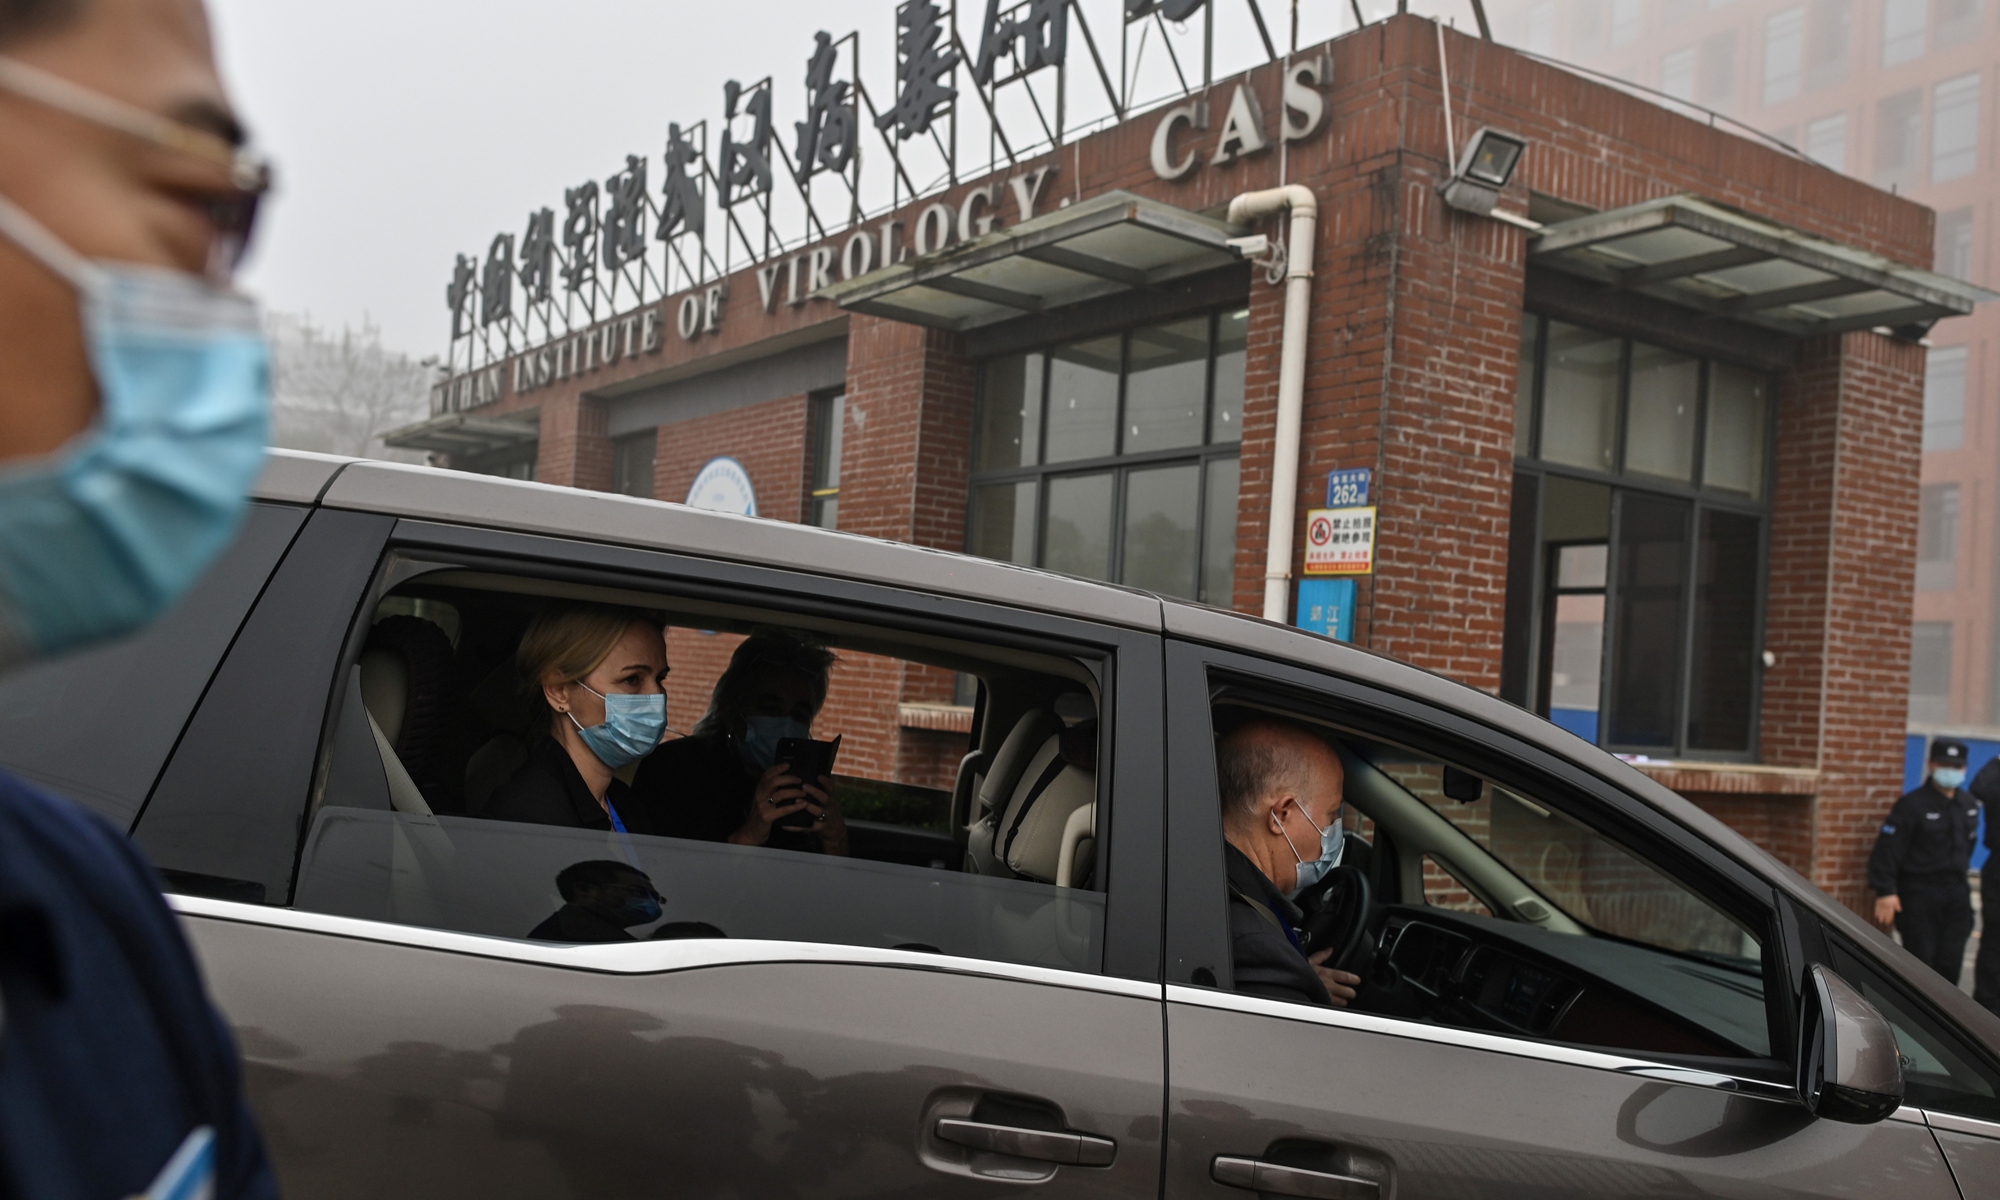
top-left (1882, 0), bottom-right (1926, 65)
top-left (1044, 338), bottom-right (1120, 464)
top-left (1211, 309), bottom-right (1247, 444)
top-left (1625, 343), bottom-right (1699, 483)
top-left (1807, 0), bottom-right (1850, 89)
top-left (1500, 472), bottom-right (1541, 706)
top-left (1540, 324), bottom-right (1620, 473)
top-left (1933, 73), bottom-right (1981, 183)
top-left (1926, 346), bottom-right (1968, 450)
top-left (1200, 457), bottom-right (1241, 607)
top-left (1125, 319), bottom-right (1209, 454)
top-left (1515, 314), bottom-right (1541, 457)
top-left (976, 353), bottom-right (1043, 471)
top-left (612, 430), bottom-right (657, 499)
top-left (1605, 494), bottom-right (1691, 748)
top-left (1874, 90), bottom-right (1923, 188)
top-left (1121, 463), bottom-right (1200, 598)
top-left (1686, 510), bottom-right (1761, 753)
top-left (1043, 472), bottom-right (1115, 580)
top-left (1919, 482), bottom-right (1961, 590)
top-left (1938, 207), bottom-right (1976, 281)
top-left (1804, 113), bottom-right (1847, 171)
top-left (814, 394), bottom-right (845, 490)
top-left (1705, 364), bottom-right (1769, 496)
top-left (1764, 7), bottom-right (1804, 104)
top-left (971, 481), bottom-right (1037, 565)
top-left (1550, 593), bottom-right (1606, 736)
top-left (1911, 622), bottom-right (1953, 723)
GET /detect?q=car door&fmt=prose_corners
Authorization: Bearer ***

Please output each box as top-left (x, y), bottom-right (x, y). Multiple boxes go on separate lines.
top-left (136, 508), bottom-right (1168, 1200)
top-left (1159, 638), bottom-right (1961, 1200)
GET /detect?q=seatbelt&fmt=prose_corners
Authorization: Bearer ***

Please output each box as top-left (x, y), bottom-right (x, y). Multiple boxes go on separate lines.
top-left (999, 752), bottom-right (1070, 870)
top-left (1228, 878), bottom-right (1306, 955)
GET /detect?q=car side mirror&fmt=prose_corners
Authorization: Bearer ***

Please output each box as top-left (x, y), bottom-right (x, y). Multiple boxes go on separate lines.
top-left (1796, 964), bottom-right (1904, 1123)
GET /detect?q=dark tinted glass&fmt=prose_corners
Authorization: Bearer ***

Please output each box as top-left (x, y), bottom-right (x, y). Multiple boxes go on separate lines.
top-left (976, 353), bottom-right (1043, 471)
top-left (0, 503), bottom-right (301, 828)
top-left (1121, 462), bottom-right (1199, 598)
top-left (1604, 494), bottom-right (1689, 748)
top-left (1123, 318), bottom-right (1209, 453)
top-left (1044, 338), bottom-right (1120, 464)
top-left (137, 510), bottom-right (394, 903)
top-left (1200, 457), bottom-right (1240, 607)
top-left (1686, 509), bottom-right (1761, 753)
top-left (971, 481), bottom-right (1037, 564)
top-left (1043, 472), bottom-right (1115, 579)
top-left (1211, 309), bottom-right (1247, 444)
top-left (1499, 472), bottom-right (1540, 706)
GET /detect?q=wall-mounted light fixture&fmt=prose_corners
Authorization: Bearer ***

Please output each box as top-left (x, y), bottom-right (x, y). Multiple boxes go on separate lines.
top-left (1439, 127), bottom-right (1528, 215)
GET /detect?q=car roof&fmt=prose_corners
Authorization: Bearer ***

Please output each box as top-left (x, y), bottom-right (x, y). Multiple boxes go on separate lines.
top-left (256, 450), bottom-right (2000, 1046)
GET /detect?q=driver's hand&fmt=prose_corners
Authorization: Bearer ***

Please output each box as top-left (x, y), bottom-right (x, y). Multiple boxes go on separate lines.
top-left (1309, 948), bottom-right (1360, 1007)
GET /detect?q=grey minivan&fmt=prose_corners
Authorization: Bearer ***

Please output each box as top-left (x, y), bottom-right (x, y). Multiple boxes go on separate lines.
top-left (6, 448), bottom-right (2000, 1199)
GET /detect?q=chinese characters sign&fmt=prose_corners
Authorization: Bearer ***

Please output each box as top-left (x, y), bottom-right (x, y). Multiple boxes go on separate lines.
top-left (1304, 506), bottom-right (1376, 575)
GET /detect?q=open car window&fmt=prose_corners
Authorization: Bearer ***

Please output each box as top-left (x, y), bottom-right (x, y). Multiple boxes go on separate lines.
top-left (293, 565), bottom-right (1108, 975)
top-left (1214, 696), bottom-right (1777, 1065)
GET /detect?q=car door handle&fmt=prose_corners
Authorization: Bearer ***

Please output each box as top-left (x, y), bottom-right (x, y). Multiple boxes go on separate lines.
top-left (1212, 1155), bottom-right (1379, 1199)
top-left (934, 1118), bottom-right (1116, 1166)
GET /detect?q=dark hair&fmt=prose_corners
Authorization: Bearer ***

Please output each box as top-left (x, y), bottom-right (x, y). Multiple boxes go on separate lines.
top-left (1215, 717), bottom-right (1332, 823)
top-left (553, 859), bottom-right (649, 902)
top-left (692, 630), bottom-right (839, 738)
top-left (0, 0), bottom-right (83, 45)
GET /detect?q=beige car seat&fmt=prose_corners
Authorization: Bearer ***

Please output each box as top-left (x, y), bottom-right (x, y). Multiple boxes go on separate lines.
top-left (358, 645), bottom-right (434, 817)
top-left (966, 709), bottom-right (1098, 887)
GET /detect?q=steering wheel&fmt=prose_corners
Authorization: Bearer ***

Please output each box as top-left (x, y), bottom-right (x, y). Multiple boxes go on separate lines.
top-left (1296, 865), bottom-right (1375, 976)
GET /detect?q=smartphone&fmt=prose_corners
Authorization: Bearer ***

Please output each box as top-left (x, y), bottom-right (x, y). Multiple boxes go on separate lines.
top-left (773, 734), bottom-right (841, 830)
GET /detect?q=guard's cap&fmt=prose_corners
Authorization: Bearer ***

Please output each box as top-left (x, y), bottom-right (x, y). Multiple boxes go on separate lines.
top-left (1931, 738), bottom-right (1970, 766)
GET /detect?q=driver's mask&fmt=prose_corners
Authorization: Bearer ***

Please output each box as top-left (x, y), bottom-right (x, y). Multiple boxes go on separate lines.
top-left (1280, 802), bottom-right (1345, 898)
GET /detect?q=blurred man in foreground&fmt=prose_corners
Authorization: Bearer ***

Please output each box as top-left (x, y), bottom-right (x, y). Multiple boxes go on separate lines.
top-left (0, 0), bottom-right (276, 1196)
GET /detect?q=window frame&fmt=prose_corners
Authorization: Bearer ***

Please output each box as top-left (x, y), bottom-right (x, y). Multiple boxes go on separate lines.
top-left (1161, 638), bottom-right (1797, 1078)
top-left (967, 308), bottom-right (1243, 603)
top-left (808, 388), bottom-right (844, 529)
top-left (1510, 313), bottom-right (1779, 762)
top-left (165, 515), bottom-right (1167, 983)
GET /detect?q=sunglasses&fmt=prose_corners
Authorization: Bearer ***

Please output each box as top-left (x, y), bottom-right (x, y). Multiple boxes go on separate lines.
top-left (0, 56), bottom-right (271, 280)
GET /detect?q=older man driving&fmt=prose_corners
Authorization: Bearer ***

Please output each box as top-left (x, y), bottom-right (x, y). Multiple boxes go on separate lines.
top-left (1218, 717), bottom-right (1362, 1007)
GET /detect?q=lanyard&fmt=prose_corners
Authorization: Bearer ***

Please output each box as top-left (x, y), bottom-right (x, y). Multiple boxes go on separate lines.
top-left (605, 798), bottom-right (629, 835)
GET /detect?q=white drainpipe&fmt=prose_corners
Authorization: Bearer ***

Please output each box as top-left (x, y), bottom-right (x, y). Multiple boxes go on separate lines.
top-left (1227, 185), bottom-right (1319, 623)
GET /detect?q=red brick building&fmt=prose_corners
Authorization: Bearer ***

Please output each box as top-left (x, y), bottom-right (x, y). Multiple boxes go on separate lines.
top-left (394, 14), bottom-right (1983, 915)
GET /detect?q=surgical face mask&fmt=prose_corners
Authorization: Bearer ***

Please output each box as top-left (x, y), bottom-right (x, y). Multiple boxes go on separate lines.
top-left (741, 714), bottom-right (811, 772)
top-left (569, 684), bottom-right (667, 770)
top-left (616, 892), bottom-right (663, 926)
top-left (1935, 767), bottom-right (1968, 790)
top-left (0, 194), bottom-right (268, 666)
top-left (1280, 804), bottom-right (1345, 899)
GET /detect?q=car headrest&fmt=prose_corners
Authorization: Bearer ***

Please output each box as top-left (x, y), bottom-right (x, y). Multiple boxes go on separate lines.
top-left (977, 707), bottom-right (1065, 819)
top-left (359, 648), bottom-right (408, 745)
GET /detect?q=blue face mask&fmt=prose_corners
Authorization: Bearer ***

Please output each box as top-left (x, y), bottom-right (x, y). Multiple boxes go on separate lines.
top-left (1282, 804), bottom-right (1345, 898)
top-left (1935, 767), bottom-right (1968, 790)
top-left (0, 195), bottom-right (268, 665)
top-left (741, 714), bottom-right (811, 771)
top-left (616, 892), bottom-right (663, 926)
top-left (569, 684), bottom-right (667, 770)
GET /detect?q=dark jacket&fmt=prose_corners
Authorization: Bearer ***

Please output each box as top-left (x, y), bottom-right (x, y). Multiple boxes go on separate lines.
top-left (1868, 780), bottom-right (1981, 895)
top-left (1971, 757), bottom-right (2000, 855)
top-left (1224, 843), bottom-right (1333, 1007)
top-left (528, 903), bottom-right (639, 943)
top-left (484, 736), bottom-right (656, 835)
top-left (630, 734), bottom-right (822, 852)
top-left (0, 771), bottom-right (277, 1200)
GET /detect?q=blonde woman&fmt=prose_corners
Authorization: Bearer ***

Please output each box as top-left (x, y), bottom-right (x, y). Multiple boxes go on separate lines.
top-left (486, 602), bottom-right (670, 833)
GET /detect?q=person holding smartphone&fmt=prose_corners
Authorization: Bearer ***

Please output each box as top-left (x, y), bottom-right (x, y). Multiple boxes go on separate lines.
top-left (632, 630), bottom-right (849, 855)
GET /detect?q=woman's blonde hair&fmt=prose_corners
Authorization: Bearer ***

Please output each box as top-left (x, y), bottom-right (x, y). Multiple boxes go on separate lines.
top-left (517, 602), bottom-right (664, 721)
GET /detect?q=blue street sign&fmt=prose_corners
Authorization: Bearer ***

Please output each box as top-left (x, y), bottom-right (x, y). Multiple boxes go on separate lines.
top-left (1296, 577), bottom-right (1357, 642)
top-left (1327, 468), bottom-right (1371, 508)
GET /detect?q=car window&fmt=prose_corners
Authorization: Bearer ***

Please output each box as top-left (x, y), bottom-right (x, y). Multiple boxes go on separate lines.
top-left (289, 566), bottom-right (1109, 974)
top-left (0, 503), bottom-right (301, 828)
top-left (1211, 695), bottom-right (1775, 1062)
top-left (1829, 940), bottom-right (2000, 1122)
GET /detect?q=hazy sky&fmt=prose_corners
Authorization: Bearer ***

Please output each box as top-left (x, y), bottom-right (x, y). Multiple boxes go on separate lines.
top-left (205, 1), bottom-right (1462, 359)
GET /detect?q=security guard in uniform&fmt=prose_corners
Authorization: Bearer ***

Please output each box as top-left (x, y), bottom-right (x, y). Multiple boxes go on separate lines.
top-left (1870, 739), bottom-right (1980, 983)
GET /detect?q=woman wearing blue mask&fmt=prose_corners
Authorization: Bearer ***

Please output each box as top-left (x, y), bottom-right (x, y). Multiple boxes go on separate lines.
top-left (632, 630), bottom-right (849, 855)
top-left (486, 603), bottom-right (671, 834)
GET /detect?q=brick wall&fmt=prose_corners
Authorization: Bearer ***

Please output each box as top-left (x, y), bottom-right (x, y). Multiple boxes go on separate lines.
top-left (651, 393), bottom-right (810, 520)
